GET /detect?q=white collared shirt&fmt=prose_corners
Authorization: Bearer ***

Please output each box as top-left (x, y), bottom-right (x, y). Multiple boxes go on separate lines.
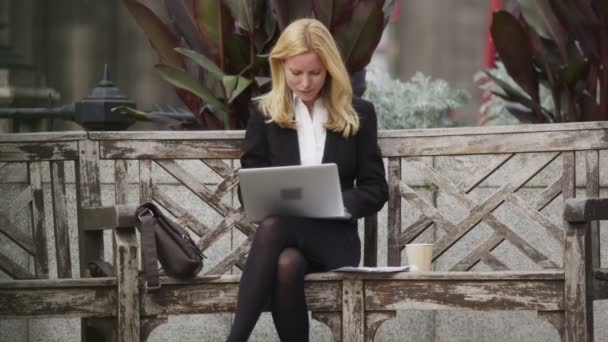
top-left (294, 97), bottom-right (327, 165)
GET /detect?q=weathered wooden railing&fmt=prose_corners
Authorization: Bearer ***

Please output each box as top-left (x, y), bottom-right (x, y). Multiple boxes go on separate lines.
top-left (1, 122), bottom-right (607, 341)
top-left (563, 197), bottom-right (608, 341)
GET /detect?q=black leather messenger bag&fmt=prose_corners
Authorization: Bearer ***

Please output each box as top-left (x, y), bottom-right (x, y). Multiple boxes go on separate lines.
top-left (136, 202), bottom-right (204, 291)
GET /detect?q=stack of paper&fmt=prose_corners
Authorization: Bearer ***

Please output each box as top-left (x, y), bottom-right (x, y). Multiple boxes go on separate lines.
top-left (331, 265), bottom-right (415, 273)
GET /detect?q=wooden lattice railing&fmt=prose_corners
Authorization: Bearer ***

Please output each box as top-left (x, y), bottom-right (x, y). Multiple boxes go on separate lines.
top-left (1, 122), bottom-right (607, 342)
top-left (0, 132), bottom-right (84, 280)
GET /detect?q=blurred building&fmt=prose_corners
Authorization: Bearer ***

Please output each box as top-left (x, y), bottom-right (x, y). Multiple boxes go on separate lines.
top-left (1, 0), bottom-right (180, 132)
top-left (394, 1), bottom-right (486, 125)
top-left (1, 0), bottom-right (487, 132)
top-left (5, 3), bottom-right (607, 342)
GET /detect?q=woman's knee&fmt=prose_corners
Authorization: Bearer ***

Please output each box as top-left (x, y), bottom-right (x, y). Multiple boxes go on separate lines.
top-left (276, 248), bottom-right (307, 283)
top-left (257, 216), bottom-right (284, 234)
top-left (251, 216), bottom-right (286, 244)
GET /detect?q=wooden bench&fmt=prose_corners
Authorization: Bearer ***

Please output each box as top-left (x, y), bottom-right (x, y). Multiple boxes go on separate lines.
top-left (1, 122), bottom-right (607, 342)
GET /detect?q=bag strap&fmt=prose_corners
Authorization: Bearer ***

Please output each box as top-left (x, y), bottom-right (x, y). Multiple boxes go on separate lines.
top-left (87, 259), bottom-right (113, 277)
top-left (137, 207), bottom-right (161, 291)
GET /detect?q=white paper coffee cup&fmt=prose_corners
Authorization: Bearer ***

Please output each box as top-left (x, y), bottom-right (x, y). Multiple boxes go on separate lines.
top-left (405, 243), bottom-right (433, 272)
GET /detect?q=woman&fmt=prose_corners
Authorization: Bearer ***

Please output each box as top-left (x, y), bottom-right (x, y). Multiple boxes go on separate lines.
top-left (227, 18), bottom-right (388, 342)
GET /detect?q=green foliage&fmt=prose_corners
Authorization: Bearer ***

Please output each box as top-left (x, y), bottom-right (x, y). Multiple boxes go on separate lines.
top-left (363, 67), bottom-right (470, 129)
top-left (475, 62), bottom-right (554, 125)
top-left (489, 0), bottom-right (608, 123)
top-left (122, 0), bottom-right (396, 130)
top-left (123, 0), bottom-right (271, 129)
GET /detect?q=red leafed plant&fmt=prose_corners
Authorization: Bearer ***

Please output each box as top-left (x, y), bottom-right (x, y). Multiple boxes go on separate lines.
top-left (119, 0), bottom-right (396, 129)
top-left (485, 0), bottom-right (608, 123)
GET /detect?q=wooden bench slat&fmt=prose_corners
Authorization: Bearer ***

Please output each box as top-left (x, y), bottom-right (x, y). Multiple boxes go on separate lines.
top-left (0, 141), bottom-right (80, 161)
top-left (387, 157), bottom-right (401, 266)
top-left (365, 279), bottom-right (564, 311)
top-left (481, 216), bottom-right (557, 269)
top-left (3, 128), bottom-right (604, 341)
top-left (100, 140), bottom-right (242, 160)
top-left (595, 269), bottom-right (608, 300)
top-left (77, 139), bottom-right (104, 275)
top-left (29, 161), bottom-right (48, 278)
top-left (87, 121), bottom-right (608, 141)
top-left (80, 205), bottom-right (138, 231)
top-left (0, 284), bottom-right (117, 318)
top-left (363, 213), bottom-right (378, 267)
top-left (380, 121), bottom-right (608, 137)
top-left (203, 238), bottom-right (251, 275)
top-left (505, 194), bottom-right (564, 243)
top-left (398, 216), bottom-right (433, 247)
top-left (115, 227), bottom-right (140, 342)
top-left (115, 159), bottom-right (129, 205)
top-left (139, 159), bottom-right (152, 203)
top-left (89, 130), bottom-right (245, 140)
top-left (0, 132), bottom-right (87, 142)
top-left (431, 152), bottom-right (560, 260)
top-left (155, 159), bottom-right (233, 215)
top-left (150, 270), bottom-right (565, 285)
top-left (585, 151), bottom-right (602, 295)
top-left (317, 270), bottom-right (565, 281)
top-left (456, 154), bottom-right (513, 192)
top-left (0, 162), bottom-right (27, 182)
top-left (138, 271), bottom-right (565, 317)
top-left (0, 277), bottom-right (117, 288)
top-left (0, 252), bottom-right (35, 279)
top-left (152, 185), bottom-right (212, 236)
top-left (0, 212), bottom-right (36, 254)
top-left (342, 279), bottom-right (364, 342)
top-left (201, 159), bottom-right (237, 180)
top-left (196, 212), bottom-right (245, 252)
top-left (564, 198), bottom-right (608, 222)
top-left (141, 280), bottom-right (343, 316)
top-left (532, 176), bottom-right (563, 211)
top-left (51, 161), bottom-right (72, 278)
top-left (379, 129), bottom-right (608, 156)
top-left (595, 268), bottom-right (608, 280)
top-left (480, 253), bottom-right (511, 271)
top-left (407, 158), bottom-right (558, 270)
top-left (450, 233), bottom-right (505, 271)
top-left (7, 184), bottom-right (33, 217)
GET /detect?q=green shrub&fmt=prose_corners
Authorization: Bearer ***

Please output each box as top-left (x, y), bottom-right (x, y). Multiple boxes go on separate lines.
top-left (364, 67), bottom-right (469, 129)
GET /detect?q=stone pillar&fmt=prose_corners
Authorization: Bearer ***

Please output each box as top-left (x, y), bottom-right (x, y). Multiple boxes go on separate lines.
top-left (0, 0), bottom-right (60, 132)
top-left (46, 0), bottom-right (118, 107)
top-left (395, 0), bottom-right (486, 124)
top-left (0, 0), bottom-right (7, 46)
top-left (0, 0), bottom-right (12, 132)
top-left (115, 0), bottom-right (182, 112)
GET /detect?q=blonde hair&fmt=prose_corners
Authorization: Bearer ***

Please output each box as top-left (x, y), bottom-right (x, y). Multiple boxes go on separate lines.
top-left (258, 18), bottom-right (359, 137)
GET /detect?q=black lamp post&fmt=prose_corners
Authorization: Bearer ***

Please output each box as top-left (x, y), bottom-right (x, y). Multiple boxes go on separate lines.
top-left (74, 64), bottom-right (136, 130)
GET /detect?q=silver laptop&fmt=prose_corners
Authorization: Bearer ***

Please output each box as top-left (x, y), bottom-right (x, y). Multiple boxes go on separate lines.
top-left (238, 163), bottom-right (349, 223)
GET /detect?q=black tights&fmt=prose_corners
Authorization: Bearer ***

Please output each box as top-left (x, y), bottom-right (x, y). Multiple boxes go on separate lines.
top-left (226, 216), bottom-right (359, 342)
top-left (271, 248), bottom-right (309, 340)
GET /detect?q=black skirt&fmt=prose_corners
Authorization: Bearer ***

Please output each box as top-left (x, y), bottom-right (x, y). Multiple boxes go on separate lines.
top-left (256, 216), bottom-right (361, 272)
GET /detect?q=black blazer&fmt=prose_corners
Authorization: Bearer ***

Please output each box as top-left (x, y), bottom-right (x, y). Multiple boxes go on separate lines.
top-left (240, 97), bottom-right (388, 220)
